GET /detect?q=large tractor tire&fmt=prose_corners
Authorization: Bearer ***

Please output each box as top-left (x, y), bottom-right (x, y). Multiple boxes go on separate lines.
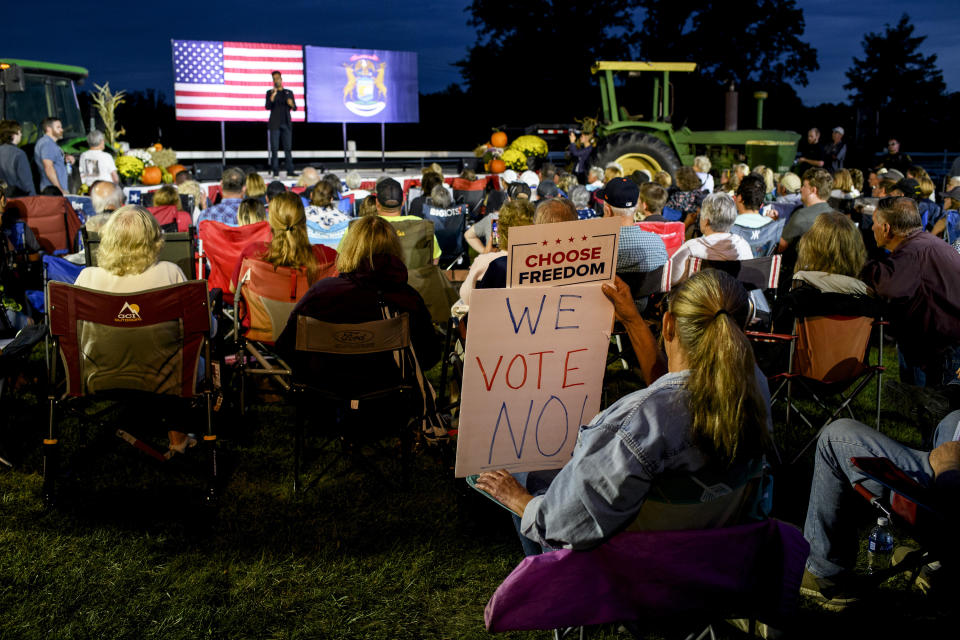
top-left (597, 131), bottom-right (682, 177)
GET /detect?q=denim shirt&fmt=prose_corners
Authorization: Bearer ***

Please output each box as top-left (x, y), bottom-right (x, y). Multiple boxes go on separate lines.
top-left (520, 369), bottom-right (771, 550)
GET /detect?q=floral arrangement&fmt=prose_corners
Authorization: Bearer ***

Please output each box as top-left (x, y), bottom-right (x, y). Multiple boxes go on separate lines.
top-left (126, 148), bottom-right (155, 167)
top-left (150, 148), bottom-right (176, 169)
top-left (509, 135), bottom-right (548, 159)
top-left (116, 155), bottom-right (145, 181)
top-left (500, 148), bottom-right (527, 171)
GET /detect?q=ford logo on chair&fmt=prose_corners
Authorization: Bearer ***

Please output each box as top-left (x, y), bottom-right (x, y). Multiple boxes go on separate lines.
top-left (334, 330), bottom-right (374, 344)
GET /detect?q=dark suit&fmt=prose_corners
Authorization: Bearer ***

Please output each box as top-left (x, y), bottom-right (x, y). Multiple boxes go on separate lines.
top-left (265, 88), bottom-right (296, 175)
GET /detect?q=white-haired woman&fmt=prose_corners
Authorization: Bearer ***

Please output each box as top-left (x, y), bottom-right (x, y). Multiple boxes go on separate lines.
top-left (670, 192), bottom-right (754, 285)
top-left (74, 205), bottom-right (195, 454)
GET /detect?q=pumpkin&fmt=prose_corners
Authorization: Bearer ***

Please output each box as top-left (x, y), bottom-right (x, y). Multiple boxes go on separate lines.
top-left (141, 166), bottom-right (162, 185)
top-left (152, 143), bottom-right (163, 151)
top-left (490, 131), bottom-right (508, 148)
top-left (166, 164), bottom-right (187, 180)
top-left (490, 158), bottom-right (506, 174)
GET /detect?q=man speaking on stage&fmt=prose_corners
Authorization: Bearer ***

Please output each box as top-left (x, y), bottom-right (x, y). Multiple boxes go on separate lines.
top-left (266, 70), bottom-right (297, 177)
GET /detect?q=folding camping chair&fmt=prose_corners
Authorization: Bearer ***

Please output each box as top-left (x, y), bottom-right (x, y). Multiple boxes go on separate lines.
top-left (637, 221), bottom-right (685, 258)
top-left (849, 456), bottom-right (957, 591)
top-left (83, 227), bottom-right (198, 279)
top-left (747, 290), bottom-right (886, 464)
top-left (44, 280), bottom-right (216, 503)
top-left (730, 218), bottom-right (787, 258)
top-left (6, 196), bottom-right (83, 255)
top-left (378, 218), bottom-right (458, 325)
top-left (197, 219), bottom-right (272, 304)
top-left (148, 205), bottom-right (193, 233)
top-left (612, 264), bottom-right (672, 365)
top-left (484, 519), bottom-right (808, 639)
top-left (422, 202), bottom-right (470, 269)
top-left (197, 219), bottom-right (272, 341)
top-left (233, 256), bottom-right (335, 414)
top-left (689, 255), bottom-right (782, 328)
top-left (289, 312), bottom-right (422, 491)
top-left (452, 177), bottom-right (487, 221)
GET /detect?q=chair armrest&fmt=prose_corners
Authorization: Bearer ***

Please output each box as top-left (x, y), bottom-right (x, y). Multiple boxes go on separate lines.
top-left (745, 330), bottom-right (796, 342)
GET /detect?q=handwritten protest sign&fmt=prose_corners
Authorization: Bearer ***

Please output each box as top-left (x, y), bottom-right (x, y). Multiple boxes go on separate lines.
top-left (507, 217), bottom-right (621, 288)
top-left (454, 284), bottom-right (613, 477)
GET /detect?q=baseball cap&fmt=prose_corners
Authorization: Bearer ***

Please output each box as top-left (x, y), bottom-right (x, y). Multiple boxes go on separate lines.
top-left (375, 178), bottom-right (403, 208)
top-left (519, 170), bottom-right (540, 190)
top-left (939, 186), bottom-right (960, 201)
top-left (832, 126), bottom-right (844, 135)
top-left (598, 177), bottom-right (639, 208)
top-left (893, 178), bottom-right (921, 200)
top-left (878, 168), bottom-right (905, 182)
top-left (500, 169), bottom-right (518, 186)
top-left (537, 180), bottom-right (560, 199)
top-left (780, 172), bottom-right (801, 193)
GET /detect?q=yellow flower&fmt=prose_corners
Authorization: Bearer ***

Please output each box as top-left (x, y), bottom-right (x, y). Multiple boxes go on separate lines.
top-left (500, 148), bottom-right (527, 171)
top-left (509, 135), bottom-right (548, 158)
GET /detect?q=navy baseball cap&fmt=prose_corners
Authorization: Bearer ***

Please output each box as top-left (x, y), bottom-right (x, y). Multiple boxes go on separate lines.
top-left (598, 177), bottom-right (639, 208)
top-left (375, 178), bottom-right (403, 208)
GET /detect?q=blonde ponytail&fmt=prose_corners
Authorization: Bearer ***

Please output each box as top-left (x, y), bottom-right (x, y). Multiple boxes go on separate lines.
top-left (668, 270), bottom-right (770, 463)
top-left (265, 191), bottom-right (319, 281)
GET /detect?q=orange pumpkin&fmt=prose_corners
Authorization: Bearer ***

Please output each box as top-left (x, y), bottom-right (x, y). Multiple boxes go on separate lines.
top-left (166, 164), bottom-right (187, 180)
top-left (490, 158), bottom-right (506, 174)
top-left (141, 166), bottom-right (162, 185)
top-left (152, 143), bottom-right (163, 151)
top-left (490, 131), bottom-right (508, 148)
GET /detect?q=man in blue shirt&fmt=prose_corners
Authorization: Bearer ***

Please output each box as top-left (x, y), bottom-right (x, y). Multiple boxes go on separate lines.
top-left (34, 117), bottom-right (73, 194)
top-left (197, 167), bottom-right (246, 226)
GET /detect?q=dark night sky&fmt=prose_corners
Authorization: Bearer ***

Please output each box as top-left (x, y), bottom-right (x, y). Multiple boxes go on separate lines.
top-left (5, 0), bottom-right (959, 107)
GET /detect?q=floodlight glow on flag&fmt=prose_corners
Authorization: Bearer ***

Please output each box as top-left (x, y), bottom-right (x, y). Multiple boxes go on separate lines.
top-left (172, 40), bottom-right (306, 122)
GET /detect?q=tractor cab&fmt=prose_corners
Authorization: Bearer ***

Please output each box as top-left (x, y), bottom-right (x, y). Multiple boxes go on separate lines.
top-left (590, 61), bottom-right (799, 176)
top-left (0, 59), bottom-right (88, 151)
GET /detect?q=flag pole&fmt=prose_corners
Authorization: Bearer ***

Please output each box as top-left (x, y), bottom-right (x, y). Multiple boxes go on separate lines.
top-left (220, 121), bottom-right (226, 167)
top-left (380, 122), bottom-right (385, 170)
top-left (342, 122), bottom-right (348, 164)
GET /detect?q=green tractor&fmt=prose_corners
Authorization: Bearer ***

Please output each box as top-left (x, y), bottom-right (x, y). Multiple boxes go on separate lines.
top-left (0, 58), bottom-right (89, 153)
top-left (590, 61), bottom-right (799, 177)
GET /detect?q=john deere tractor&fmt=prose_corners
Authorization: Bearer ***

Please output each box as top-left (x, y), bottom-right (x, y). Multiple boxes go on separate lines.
top-left (590, 61), bottom-right (799, 176)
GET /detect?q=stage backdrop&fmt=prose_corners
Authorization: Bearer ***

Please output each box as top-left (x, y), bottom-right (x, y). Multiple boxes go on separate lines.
top-left (304, 46), bottom-right (418, 123)
top-left (172, 40), bottom-right (306, 122)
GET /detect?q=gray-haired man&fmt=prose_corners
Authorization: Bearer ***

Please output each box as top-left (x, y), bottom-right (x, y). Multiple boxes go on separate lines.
top-left (79, 130), bottom-right (119, 186)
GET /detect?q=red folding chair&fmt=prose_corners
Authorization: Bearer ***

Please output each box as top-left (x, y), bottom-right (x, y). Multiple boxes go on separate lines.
top-left (233, 256), bottom-right (336, 413)
top-left (637, 221), bottom-right (685, 258)
top-left (7, 196), bottom-right (83, 255)
top-left (148, 204), bottom-right (192, 233)
top-left (44, 280), bottom-right (216, 503)
top-left (197, 219), bottom-right (272, 305)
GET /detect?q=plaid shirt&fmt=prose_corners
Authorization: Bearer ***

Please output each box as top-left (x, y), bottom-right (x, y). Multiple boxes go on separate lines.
top-left (617, 225), bottom-right (668, 273)
top-left (197, 198), bottom-right (242, 226)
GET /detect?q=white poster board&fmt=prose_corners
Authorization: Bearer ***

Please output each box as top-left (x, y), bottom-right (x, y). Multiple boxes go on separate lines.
top-left (454, 284), bottom-right (613, 477)
top-left (506, 217), bottom-right (621, 288)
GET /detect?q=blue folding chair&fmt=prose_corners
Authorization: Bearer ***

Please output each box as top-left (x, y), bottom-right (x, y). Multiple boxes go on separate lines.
top-left (423, 203), bottom-right (469, 269)
top-left (731, 219), bottom-right (787, 258)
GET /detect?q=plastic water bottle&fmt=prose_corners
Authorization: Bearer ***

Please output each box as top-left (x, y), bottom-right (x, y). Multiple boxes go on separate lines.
top-left (867, 516), bottom-right (894, 574)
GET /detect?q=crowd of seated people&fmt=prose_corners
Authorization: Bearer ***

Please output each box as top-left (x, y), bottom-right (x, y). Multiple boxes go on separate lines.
top-left (3, 123), bottom-right (960, 618)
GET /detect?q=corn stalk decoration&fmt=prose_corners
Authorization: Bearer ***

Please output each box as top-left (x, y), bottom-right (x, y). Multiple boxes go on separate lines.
top-left (91, 83), bottom-right (127, 149)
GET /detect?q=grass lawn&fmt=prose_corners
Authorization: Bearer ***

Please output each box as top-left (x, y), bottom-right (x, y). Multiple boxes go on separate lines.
top-left (0, 341), bottom-right (956, 639)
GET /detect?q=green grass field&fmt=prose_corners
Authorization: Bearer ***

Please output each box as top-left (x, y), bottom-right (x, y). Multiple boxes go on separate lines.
top-left (0, 343), bottom-right (955, 639)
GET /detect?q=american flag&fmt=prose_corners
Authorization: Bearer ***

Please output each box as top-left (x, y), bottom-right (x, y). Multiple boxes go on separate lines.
top-left (172, 39), bottom-right (306, 122)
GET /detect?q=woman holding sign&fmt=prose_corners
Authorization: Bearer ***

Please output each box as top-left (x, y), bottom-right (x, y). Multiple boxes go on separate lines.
top-left (475, 270), bottom-right (773, 553)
